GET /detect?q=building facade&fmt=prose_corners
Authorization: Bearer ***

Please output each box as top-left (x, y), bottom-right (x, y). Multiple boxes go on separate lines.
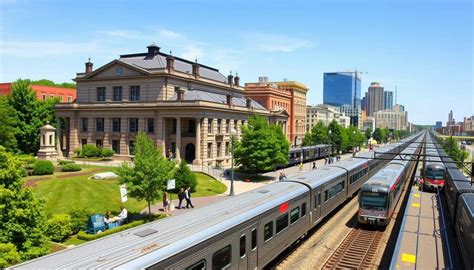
top-left (306, 104), bottom-right (350, 130)
top-left (384, 91), bottom-right (393, 110)
top-left (0, 83), bottom-right (76, 102)
top-left (55, 44), bottom-right (283, 168)
top-left (463, 116), bottom-right (474, 134)
top-left (435, 121), bottom-right (443, 129)
top-left (245, 77), bottom-right (308, 146)
top-left (373, 105), bottom-right (408, 130)
top-left (366, 82), bottom-right (384, 116)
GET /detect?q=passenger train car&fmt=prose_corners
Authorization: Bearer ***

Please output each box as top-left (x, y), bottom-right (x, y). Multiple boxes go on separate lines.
top-left (358, 137), bottom-right (423, 226)
top-left (12, 134), bottom-right (422, 270)
top-left (285, 144), bottom-right (332, 168)
top-left (421, 135), bottom-right (446, 191)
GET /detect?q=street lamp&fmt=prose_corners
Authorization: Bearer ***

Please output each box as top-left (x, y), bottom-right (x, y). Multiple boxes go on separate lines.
top-left (328, 129), bottom-right (332, 156)
top-left (352, 130), bottom-right (356, 152)
top-left (230, 128), bottom-right (237, 196)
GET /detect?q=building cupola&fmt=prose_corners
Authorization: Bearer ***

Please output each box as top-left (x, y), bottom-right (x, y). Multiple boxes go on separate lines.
top-left (166, 50), bottom-right (175, 71)
top-left (85, 58), bottom-right (93, 74)
top-left (192, 59), bottom-right (200, 78)
top-left (234, 72), bottom-right (240, 86)
top-left (227, 71), bottom-right (234, 86)
top-left (146, 43), bottom-right (160, 59)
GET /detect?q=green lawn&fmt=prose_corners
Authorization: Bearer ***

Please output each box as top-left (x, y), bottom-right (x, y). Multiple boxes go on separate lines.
top-left (31, 170), bottom-right (226, 216)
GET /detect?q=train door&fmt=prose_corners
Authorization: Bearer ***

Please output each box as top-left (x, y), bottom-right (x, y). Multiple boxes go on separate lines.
top-left (313, 190), bottom-right (321, 223)
top-left (238, 224), bottom-right (258, 270)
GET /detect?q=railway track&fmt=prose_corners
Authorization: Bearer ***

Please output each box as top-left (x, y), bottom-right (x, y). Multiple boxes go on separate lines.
top-left (322, 226), bottom-right (384, 269)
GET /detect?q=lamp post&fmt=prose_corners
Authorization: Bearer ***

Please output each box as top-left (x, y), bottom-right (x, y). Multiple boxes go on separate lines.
top-left (352, 130), bottom-right (356, 152)
top-left (328, 129), bottom-right (332, 156)
top-left (230, 128), bottom-right (237, 196)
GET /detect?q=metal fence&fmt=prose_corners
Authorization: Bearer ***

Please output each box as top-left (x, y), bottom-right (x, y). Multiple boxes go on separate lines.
top-left (188, 164), bottom-right (226, 181)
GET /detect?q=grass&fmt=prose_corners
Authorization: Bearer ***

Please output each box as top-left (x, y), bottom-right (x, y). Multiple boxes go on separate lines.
top-left (63, 235), bottom-right (87, 246)
top-left (193, 172), bottom-right (227, 196)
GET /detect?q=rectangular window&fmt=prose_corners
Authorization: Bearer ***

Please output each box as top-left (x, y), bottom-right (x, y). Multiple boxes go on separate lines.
top-left (264, 221), bottom-right (273, 242)
top-left (112, 140), bottom-right (120, 154)
top-left (212, 245), bottom-right (231, 270)
top-left (130, 86), bottom-right (140, 101)
top-left (96, 118), bottom-right (104, 132)
top-left (67, 96), bottom-right (72, 102)
top-left (290, 207), bottom-right (300, 224)
top-left (276, 213), bottom-right (289, 234)
top-left (147, 118), bottom-right (154, 133)
top-left (251, 229), bottom-right (257, 250)
top-left (324, 190), bottom-right (329, 202)
top-left (81, 139), bottom-right (87, 146)
top-left (112, 118), bottom-right (121, 132)
top-left (172, 118), bottom-right (177, 134)
top-left (188, 119), bottom-right (196, 134)
top-left (301, 203), bottom-right (306, 217)
top-left (240, 235), bottom-right (246, 258)
top-left (129, 118), bottom-right (138, 133)
top-left (81, 118), bottom-right (88, 132)
top-left (207, 143), bottom-right (212, 158)
top-left (113, 86), bottom-right (122, 101)
top-left (225, 142), bottom-right (230, 156)
top-left (96, 139), bottom-right (103, 148)
top-left (96, 87), bottom-right (106, 101)
top-left (226, 119), bottom-right (230, 133)
top-left (208, 118), bottom-right (213, 133)
top-left (129, 141), bottom-right (135, 155)
top-left (217, 119), bottom-right (222, 134)
top-left (185, 259), bottom-right (206, 270)
top-left (42, 94), bottom-right (46, 101)
top-left (217, 142), bottom-right (221, 157)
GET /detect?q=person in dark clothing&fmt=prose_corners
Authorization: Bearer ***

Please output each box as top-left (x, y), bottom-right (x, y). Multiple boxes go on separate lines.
top-left (185, 186), bottom-right (194, 208)
top-left (177, 188), bottom-right (185, 209)
top-left (312, 161), bottom-right (317, 170)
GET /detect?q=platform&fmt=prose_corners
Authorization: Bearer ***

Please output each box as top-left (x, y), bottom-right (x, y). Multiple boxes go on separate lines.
top-left (390, 186), bottom-right (454, 269)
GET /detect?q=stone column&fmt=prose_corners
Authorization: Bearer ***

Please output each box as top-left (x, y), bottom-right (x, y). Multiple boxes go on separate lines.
top-left (193, 118), bottom-right (202, 165)
top-left (175, 117), bottom-right (181, 162)
top-left (56, 118), bottom-right (63, 158)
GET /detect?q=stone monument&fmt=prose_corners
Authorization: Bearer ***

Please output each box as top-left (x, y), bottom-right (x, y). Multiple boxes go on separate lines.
top-left (37, 122), bottom-right (58, 164)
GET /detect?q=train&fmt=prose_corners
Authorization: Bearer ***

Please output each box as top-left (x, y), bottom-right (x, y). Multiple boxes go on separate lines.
top-left (12, 134), bottom-right (422, 270)
top-left (357, 135), bottom-right (423, 226)
top-left (284, 144), bottom-right (332, 168)
top-left (420, 135), bottom-right (446, 191)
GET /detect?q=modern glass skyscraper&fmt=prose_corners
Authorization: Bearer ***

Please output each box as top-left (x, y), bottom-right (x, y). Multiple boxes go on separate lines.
top-left (323, 72), bottom-right (361, 108)
top-left (384, 91), bottom-right (393, 110)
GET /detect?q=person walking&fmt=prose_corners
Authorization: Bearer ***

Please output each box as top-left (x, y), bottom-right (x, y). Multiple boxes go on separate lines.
top-left (325, 157), bottom-right (328, 165)
top-left (312, 161), bottom-right (317, 170)
top-left (162, 191), bottom-right (170, 212)
top-left (177, 187), bottom-right (185, 209)
top-left (279, 172), bottom-right (284, 181)
top-left (185, 187), bottom-right (194, 208)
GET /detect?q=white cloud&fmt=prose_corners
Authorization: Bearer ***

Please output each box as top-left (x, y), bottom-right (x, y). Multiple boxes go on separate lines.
top-left (245, 33), bottom-right (314, 52)
top-left (1, 40), bottom-right (100, 57)
top-left (158, 29), bottom-right (182, 40)
top-left (181, 45), bottom-right (205, 62)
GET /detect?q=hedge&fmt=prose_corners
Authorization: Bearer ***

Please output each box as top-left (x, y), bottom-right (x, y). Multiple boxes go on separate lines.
top-left (46, 214), bottom-right (73, 242)
top-left (61, 163), bottom-right (82, 172)
top-left (69, 208), bottom-right (94, 234)
top-left (73, 145), bottom-right (115, 158)
top-left (58, 159), bottom-right (75, 165)
top-left (77, 220), bottom-right (145, 241)
top-left (32, 160), bottom-right (54, 175)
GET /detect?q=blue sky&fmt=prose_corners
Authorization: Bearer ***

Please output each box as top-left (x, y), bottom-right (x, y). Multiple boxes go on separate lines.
top-left (0, 0), bottom-right (472, 125)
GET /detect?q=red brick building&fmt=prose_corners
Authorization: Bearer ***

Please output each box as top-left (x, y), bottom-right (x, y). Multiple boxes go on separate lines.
top-left (0, 83), bottom-right (76, 103)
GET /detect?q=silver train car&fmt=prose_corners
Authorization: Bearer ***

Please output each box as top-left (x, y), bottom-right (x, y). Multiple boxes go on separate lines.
top-left (358, 137), bottom-right (423, 226)
top-left (12, 134), bottom-right (422, 269)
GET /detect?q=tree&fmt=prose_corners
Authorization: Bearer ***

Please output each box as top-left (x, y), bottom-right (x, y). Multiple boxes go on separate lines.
top-left (302, 132), bottom-right (313, 146)
top-left (0, 96), bottom-right (18, 151)
top-left (311, 121), bottom-right (329, 145)
top-left (373, 128), bottom-right (383, 143)
top-left (32, 79), bottom-right (76, 89)
top-left (0, 146), bottom-right (49, 265)
top-left (174, 160), bottom-right (197, 192)
top-left (328, 120), bottom-right (342, 154)
top-left (365, 127), bottom-right (372, 140)
top-left (234, 115), bottom-right (290, 174)
top-left (115, 133), bottom-right (175, 221)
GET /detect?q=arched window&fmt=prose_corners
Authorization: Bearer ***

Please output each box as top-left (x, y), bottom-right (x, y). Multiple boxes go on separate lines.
top-left (49, 134), bottom-right (53, 145)
top-left (42, 135), bottom-right (45, 145)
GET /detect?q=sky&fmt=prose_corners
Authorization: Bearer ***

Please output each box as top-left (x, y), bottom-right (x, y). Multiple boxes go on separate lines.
top-left (0, 0), bottom-right (472, 125)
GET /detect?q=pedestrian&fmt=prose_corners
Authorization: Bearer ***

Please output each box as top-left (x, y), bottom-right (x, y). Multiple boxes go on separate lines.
top-left (279, 172), bottom-right (284, 181)
top-left (162, 191), bottom-right (170, 212)
top-left (185, 186), bottom-right (194, 208)
top-left (298, 163), bottom-right (303, 172)
top-left (282, 172), bottom-right (287, 181)
top-left (324, 157), bottom-right (328, 165)
top-left (312, 161), bottom-right (317, 170)
top-left (177, 187), bottom-right (185, 209)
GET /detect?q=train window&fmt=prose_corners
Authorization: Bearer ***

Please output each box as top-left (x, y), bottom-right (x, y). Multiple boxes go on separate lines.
top-left (324, 190), bottom-right (329, 202)
top-left (318, 193), bottom-right (321, 206)
top-left (212, 245), bottom-right (231, 270)
top-left (301, 203), bottom-right (306, 217)
top-left (264, 221), bottom-right (273, 242)
top-left (251, 229), bottom-right (257, 250)
top-left (240, 235), bottom-right (246, 258)
top-left (290, 207), bottom-right (300, 224)
top-left (276, 213), bottom-right (289, 234)
top-left (186, 259), bottom-right (206, 270)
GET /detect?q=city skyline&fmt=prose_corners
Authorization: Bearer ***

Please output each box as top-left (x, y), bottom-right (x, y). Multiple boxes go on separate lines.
top-left (0, 0), bottom-right (472, 124)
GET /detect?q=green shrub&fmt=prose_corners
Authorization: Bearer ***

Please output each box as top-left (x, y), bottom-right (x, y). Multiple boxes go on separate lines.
top-left (69, 208), bottom-right (94, 234)
top-left (0, 243), bottom-right (21, 268)
top-left (77, 220), bottom-right (145, 241)
top-left (101, 148), bottom-right (115, 158)
top-left (32, 160), bottom-right (54, 175)
top-left (174, 160), bottom-right (197, 192)
top-left (45, 214), bottom-right (73, 242)
top-left (58, 159), bottom-right (75, 165)
top-left (74, 147), bottom-right (82, 157)
top-left (18, 155), bottom-right (36, 165)
top-left (61, 163), bottom-right (82, 172)
top-left (82, 144), bottom-right (101, 158)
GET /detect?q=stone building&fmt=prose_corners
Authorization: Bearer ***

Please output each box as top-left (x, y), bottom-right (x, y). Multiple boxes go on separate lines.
top-left (306, 104), bottom-right (350, 130)
top-left (55, 44), bottom-right (284, 167)
top-left (245, 77), bottom-right (308, 146)
top-left (373, 105), bottom-right (408, 131)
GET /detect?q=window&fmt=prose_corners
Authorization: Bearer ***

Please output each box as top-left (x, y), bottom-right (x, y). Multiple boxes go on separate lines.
top-left (129, 141), bottom-right (135, 155)
top-left (276, 213), bottom-right (289, 234)
top-left (185, 260), bottom-right (206, 270)
top-left (130, 86), bottom-right (140, 101)
top-left (234, 120), bottom-right (238, 132)
top-left (207, 143), bottom-right (212, 158)
top-left (225, 142), bottom-right (230, 156)
top-left (82, 118), bottom-right (88, 132)
top-left (212, 245), bottom-right (231, 270)
top-left (226, 119), bottom-right (230, 133)
top-left (112, 118), bottom-right (121, 132)
top-left (96, 87), bottom-right (106, 101)
top-left (147, 118), bottom-right (154, 133)
top-left (172, 118), bottom-right (177, 134)
top-left (96, 139), bottom-right (103, 148)
top-left (208, 118), bottom-right (213, 133)
top-left (113, 86), bottom-right (122, 101)
top-left (67, 96), bottom-right (72, 102)
top-left (112, 140), bottom-right (120, 154)
top-left (129, 118), bottom-right (138, 133)
top-left (81, 139), bottom-right (87, 146)
top-left (290, 207), bottom-right (300, 224)
top-left (301, 203), bottom-right (306, 217)
top-left (49, 135), bottom-right (53, 145)
top-left (217, 142), bottom-right (221, 157)
top-left (264, 221), bottom-right (273, 241)
top-left (42, 94), bottom-right (46, 101)
top-left (217, 119), bottom-right (222, 134)
top-left (324, 190), bottom-right (329, 202)
top-left (251, 229), bottom-right (257, 250)
top-left (240, 235), bottom-right (246, 258)
top-left (188, 119), bottom-right (196, 134)
top-left (96, 118), bottom-right (104, 132)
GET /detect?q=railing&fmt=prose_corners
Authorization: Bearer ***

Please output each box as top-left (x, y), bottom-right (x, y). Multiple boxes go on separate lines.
top-left (188, 164), bottom-right (226, 181)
